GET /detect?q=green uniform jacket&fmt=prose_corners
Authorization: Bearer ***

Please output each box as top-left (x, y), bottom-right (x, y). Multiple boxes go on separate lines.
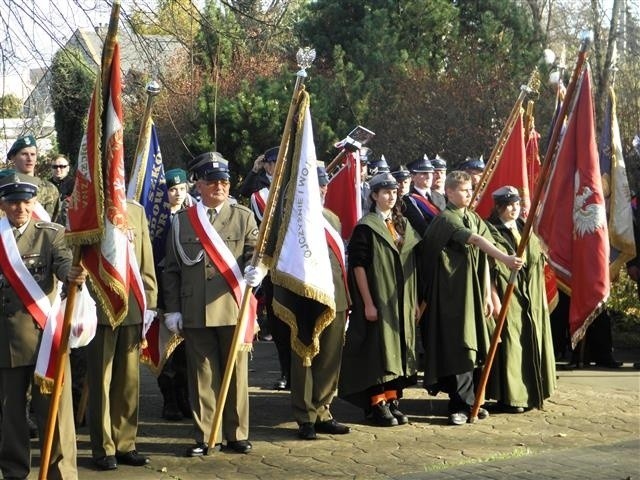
top-left (92, 200), bottom-right (158, 327)
top-left (33, 177), bottom-right (61, 222)
top-left (324, 209), bottom-right (349, 312)
top-left (0, 220), bottom-right (71, 368)
top-left (485, 218), bottom-right (556, 408)
top-left (421, 204), bottom-right (494, 386)
top-left (339, 213), bottom-right (420, 408)
top-left (163, 201), bottom-right (258, 328)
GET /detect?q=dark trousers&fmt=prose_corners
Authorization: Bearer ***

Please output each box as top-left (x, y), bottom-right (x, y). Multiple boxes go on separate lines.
top-left (439, 371), bottom-right (475, 413)
top-left (262, 276), bottom-right (291, 380)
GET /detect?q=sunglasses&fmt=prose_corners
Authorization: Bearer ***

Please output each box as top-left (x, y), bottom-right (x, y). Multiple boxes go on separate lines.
top-left (52, 165), bottom-right (68, 169)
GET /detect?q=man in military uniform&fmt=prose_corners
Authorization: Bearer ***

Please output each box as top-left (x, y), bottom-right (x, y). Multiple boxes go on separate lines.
top-left (163, 152), bottom-right (259, 456)
top-left (293, 165), bottom-right (351, 440)
top-left (7, 135), bottom-right (61, 222)
top-left (459, 156), bottom-right (486, 191)
top-left (86, 199), bottom-right (157, 470)
top-left (238, 146), bottom-right (277, 198)
top-left (430, 155), bottom-right (448, 210)
top-left (403, 156), bottom-right (440, 236)
top-left (0, 172), bottom-right (85, 480)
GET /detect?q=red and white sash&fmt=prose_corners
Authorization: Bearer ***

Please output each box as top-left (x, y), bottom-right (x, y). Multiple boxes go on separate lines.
top-left (31, 202), bottom-right (50, 222)
top-left (250, 187), bottom-right (269, 222)
top-left (187, 202), bottom-right (257, 345)
top-left (323, 218), bottom-right (347, 291)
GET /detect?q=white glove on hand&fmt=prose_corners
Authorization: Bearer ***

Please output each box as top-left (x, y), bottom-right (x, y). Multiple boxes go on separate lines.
top-left (164, 312), bottom-right (183, 334)
top-left (244, 264), bottom-right (267, 287)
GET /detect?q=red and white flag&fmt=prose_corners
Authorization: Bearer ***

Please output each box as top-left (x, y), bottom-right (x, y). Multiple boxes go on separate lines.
top-left (324, 150), bottom-right (362, 240)
top-left (535, 65), bottom-right (610, 347)
top-left (67, 42), bottom-right (133, 327)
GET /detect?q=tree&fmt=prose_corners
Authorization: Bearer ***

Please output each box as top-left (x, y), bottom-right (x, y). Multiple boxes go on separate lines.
top-left (50, 47), bottom-right (96, 164)
top-left (0, 94), bottom-right (22, 117)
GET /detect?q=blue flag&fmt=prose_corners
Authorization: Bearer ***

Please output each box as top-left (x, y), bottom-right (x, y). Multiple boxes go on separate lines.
top-left (127, 121), bottom-right (171, 261)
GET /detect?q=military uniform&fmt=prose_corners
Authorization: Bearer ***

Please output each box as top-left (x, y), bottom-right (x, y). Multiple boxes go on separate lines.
top-left (0, 216), bottom-right (77, 478)
top-left (290, 209), bottom-right (349, 427)
top-left (86, 200), bottom-right (157, 465)
top-left (31, 176), bottom-right (62, 222)
top-left (163, 198), bottom-right (258, 446)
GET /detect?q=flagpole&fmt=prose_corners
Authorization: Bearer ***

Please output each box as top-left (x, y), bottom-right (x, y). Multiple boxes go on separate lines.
top-left (39, 3), bottom-right (122, 477)
top-left (207, 47), bottom-right (316, 449)
top-left (469, 32), bottom-right (593, 423)
top-left (470, 69), bottom-right (540, 209)
top-left (128, 81), bottom-right (161, 199)
top-left (38, 249), bottom-right (81, 480)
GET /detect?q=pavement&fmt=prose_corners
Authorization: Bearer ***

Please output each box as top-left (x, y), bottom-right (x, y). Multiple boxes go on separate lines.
top-left (26, 342), bottom-right (640, 480)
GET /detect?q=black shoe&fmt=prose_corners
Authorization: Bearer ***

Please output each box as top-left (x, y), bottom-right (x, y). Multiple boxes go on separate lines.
top-left (448, 411), bottom-right (468, 426)
top-left (370, 401), bottom-right (398, 427)
top-left (315, 418), bottom-right (350, 434)
top-left (186, 442), bottom-right (208, 457)
top-left (226, 440), bottom-right (252, 454)
top-left (595, 358), bottom-right (623, 369)
top-left (93, 455), bottom-right (118, 470)
top-left (116, 450), bottom-right (149, 466)
top-left (273, 377), bottom-right (288, 390)
top-left (298, 422), bottom-right (317, 440)
top-left (162, 402), bottom-right (183, 421)
top-left (388, 400), bottom-right (409, 425)
top-left (498, 403), bottom-right (524, 414)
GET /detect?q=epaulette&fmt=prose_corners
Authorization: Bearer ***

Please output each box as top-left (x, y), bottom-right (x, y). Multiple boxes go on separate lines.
top-left (35, 221), bottom-right (63, 231)
top-left (230, 203), bottom-right (253, 214)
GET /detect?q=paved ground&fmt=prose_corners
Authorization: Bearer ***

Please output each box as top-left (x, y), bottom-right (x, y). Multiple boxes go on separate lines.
top-left (26, 342), bottom-right (640, 479)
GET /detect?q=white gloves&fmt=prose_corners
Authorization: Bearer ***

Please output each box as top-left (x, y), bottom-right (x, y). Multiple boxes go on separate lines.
top-left (244, 264), bottom-right (268, 287)
top-left (164, 312), bottom-right (183, 334)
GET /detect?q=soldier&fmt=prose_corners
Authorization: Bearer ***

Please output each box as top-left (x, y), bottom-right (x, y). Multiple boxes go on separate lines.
top-left (0, 172), bottom-right (86, 480)
top-left (156, 168), bottom-right (191, 421)
top-left (86, 200), bottom-right (157, 470)
top-left (163, 152), bottom-right (260, 456)
top-left (293, 165), bottom-right (351, 440)
top-left (6, 135), bottom-right (61, 222)
top-left (238, 146), bottom-right (277, 198)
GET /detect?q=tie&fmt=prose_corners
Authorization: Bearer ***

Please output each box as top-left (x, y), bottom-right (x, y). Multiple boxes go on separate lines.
top-left (12, 227), bottom-right (20, 240)
top-left (385, 217), bottom-right (399, 243)
top-left (208, 208), bottom-right (216, 224)
top-left (510, 226), bottom-right (521, 248)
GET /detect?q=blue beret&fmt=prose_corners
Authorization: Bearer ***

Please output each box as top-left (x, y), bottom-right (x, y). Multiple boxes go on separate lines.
top-left (0, 169), bottom-right (38, 201)
top-left (7, 135), bottom-right (37, 159)
top-left (188, 152), bottom-right (230, 181)
top-left (165, 168), bottom-right (188, 188)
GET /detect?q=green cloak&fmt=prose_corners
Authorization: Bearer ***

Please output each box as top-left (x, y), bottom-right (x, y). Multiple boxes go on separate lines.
top-left (338, 213), bottom-right (420, 409)
top-left (485, 218), bottom-right (557, 409)
top-left (421, 205), bottom-right (494, 387)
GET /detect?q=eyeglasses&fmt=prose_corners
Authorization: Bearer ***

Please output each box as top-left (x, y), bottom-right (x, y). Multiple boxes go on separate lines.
top-left (52, 165), bottom-right (68, 169)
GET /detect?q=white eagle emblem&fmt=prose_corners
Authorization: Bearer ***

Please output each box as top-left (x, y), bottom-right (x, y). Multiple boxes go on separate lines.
top-left (573, 182), bottom-right (606, 237)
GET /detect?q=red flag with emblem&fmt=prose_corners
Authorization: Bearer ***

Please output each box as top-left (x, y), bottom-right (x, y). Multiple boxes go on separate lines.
top-left (535, 65), bottom-right (609, 347)
top-left (324, 150), bottom-right (362, 240)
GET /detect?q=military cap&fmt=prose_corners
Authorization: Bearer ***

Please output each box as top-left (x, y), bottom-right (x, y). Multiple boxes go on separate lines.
top-left (368, 155), bottom-right (390, 175)
top-left (431, 155), bottom-right (447, 170)
top-left (263, 146), bottom-right (279, 163)
top-left (459, 156), bottom-right (486, 172)
top-left (165, 168), bottom-right (188, 188)
top-left (492, 185), bottom-right (521, 205)
top-left (317, 165), bottom-right (329, 186)
top-left (359, 147), bottom-right (372, 164)
top-left (369, 172), bottom-right (398, 191)
top-left (188, 152), bottom-right (230, 181)
top-left (391, 165), bottom-right (411, 181)
top-left (7, 134), bottom-right (37, 159)
top-left (0, 169), bottom-right (39, 201)
top-left (408, 155), bottom-right (434, 173)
